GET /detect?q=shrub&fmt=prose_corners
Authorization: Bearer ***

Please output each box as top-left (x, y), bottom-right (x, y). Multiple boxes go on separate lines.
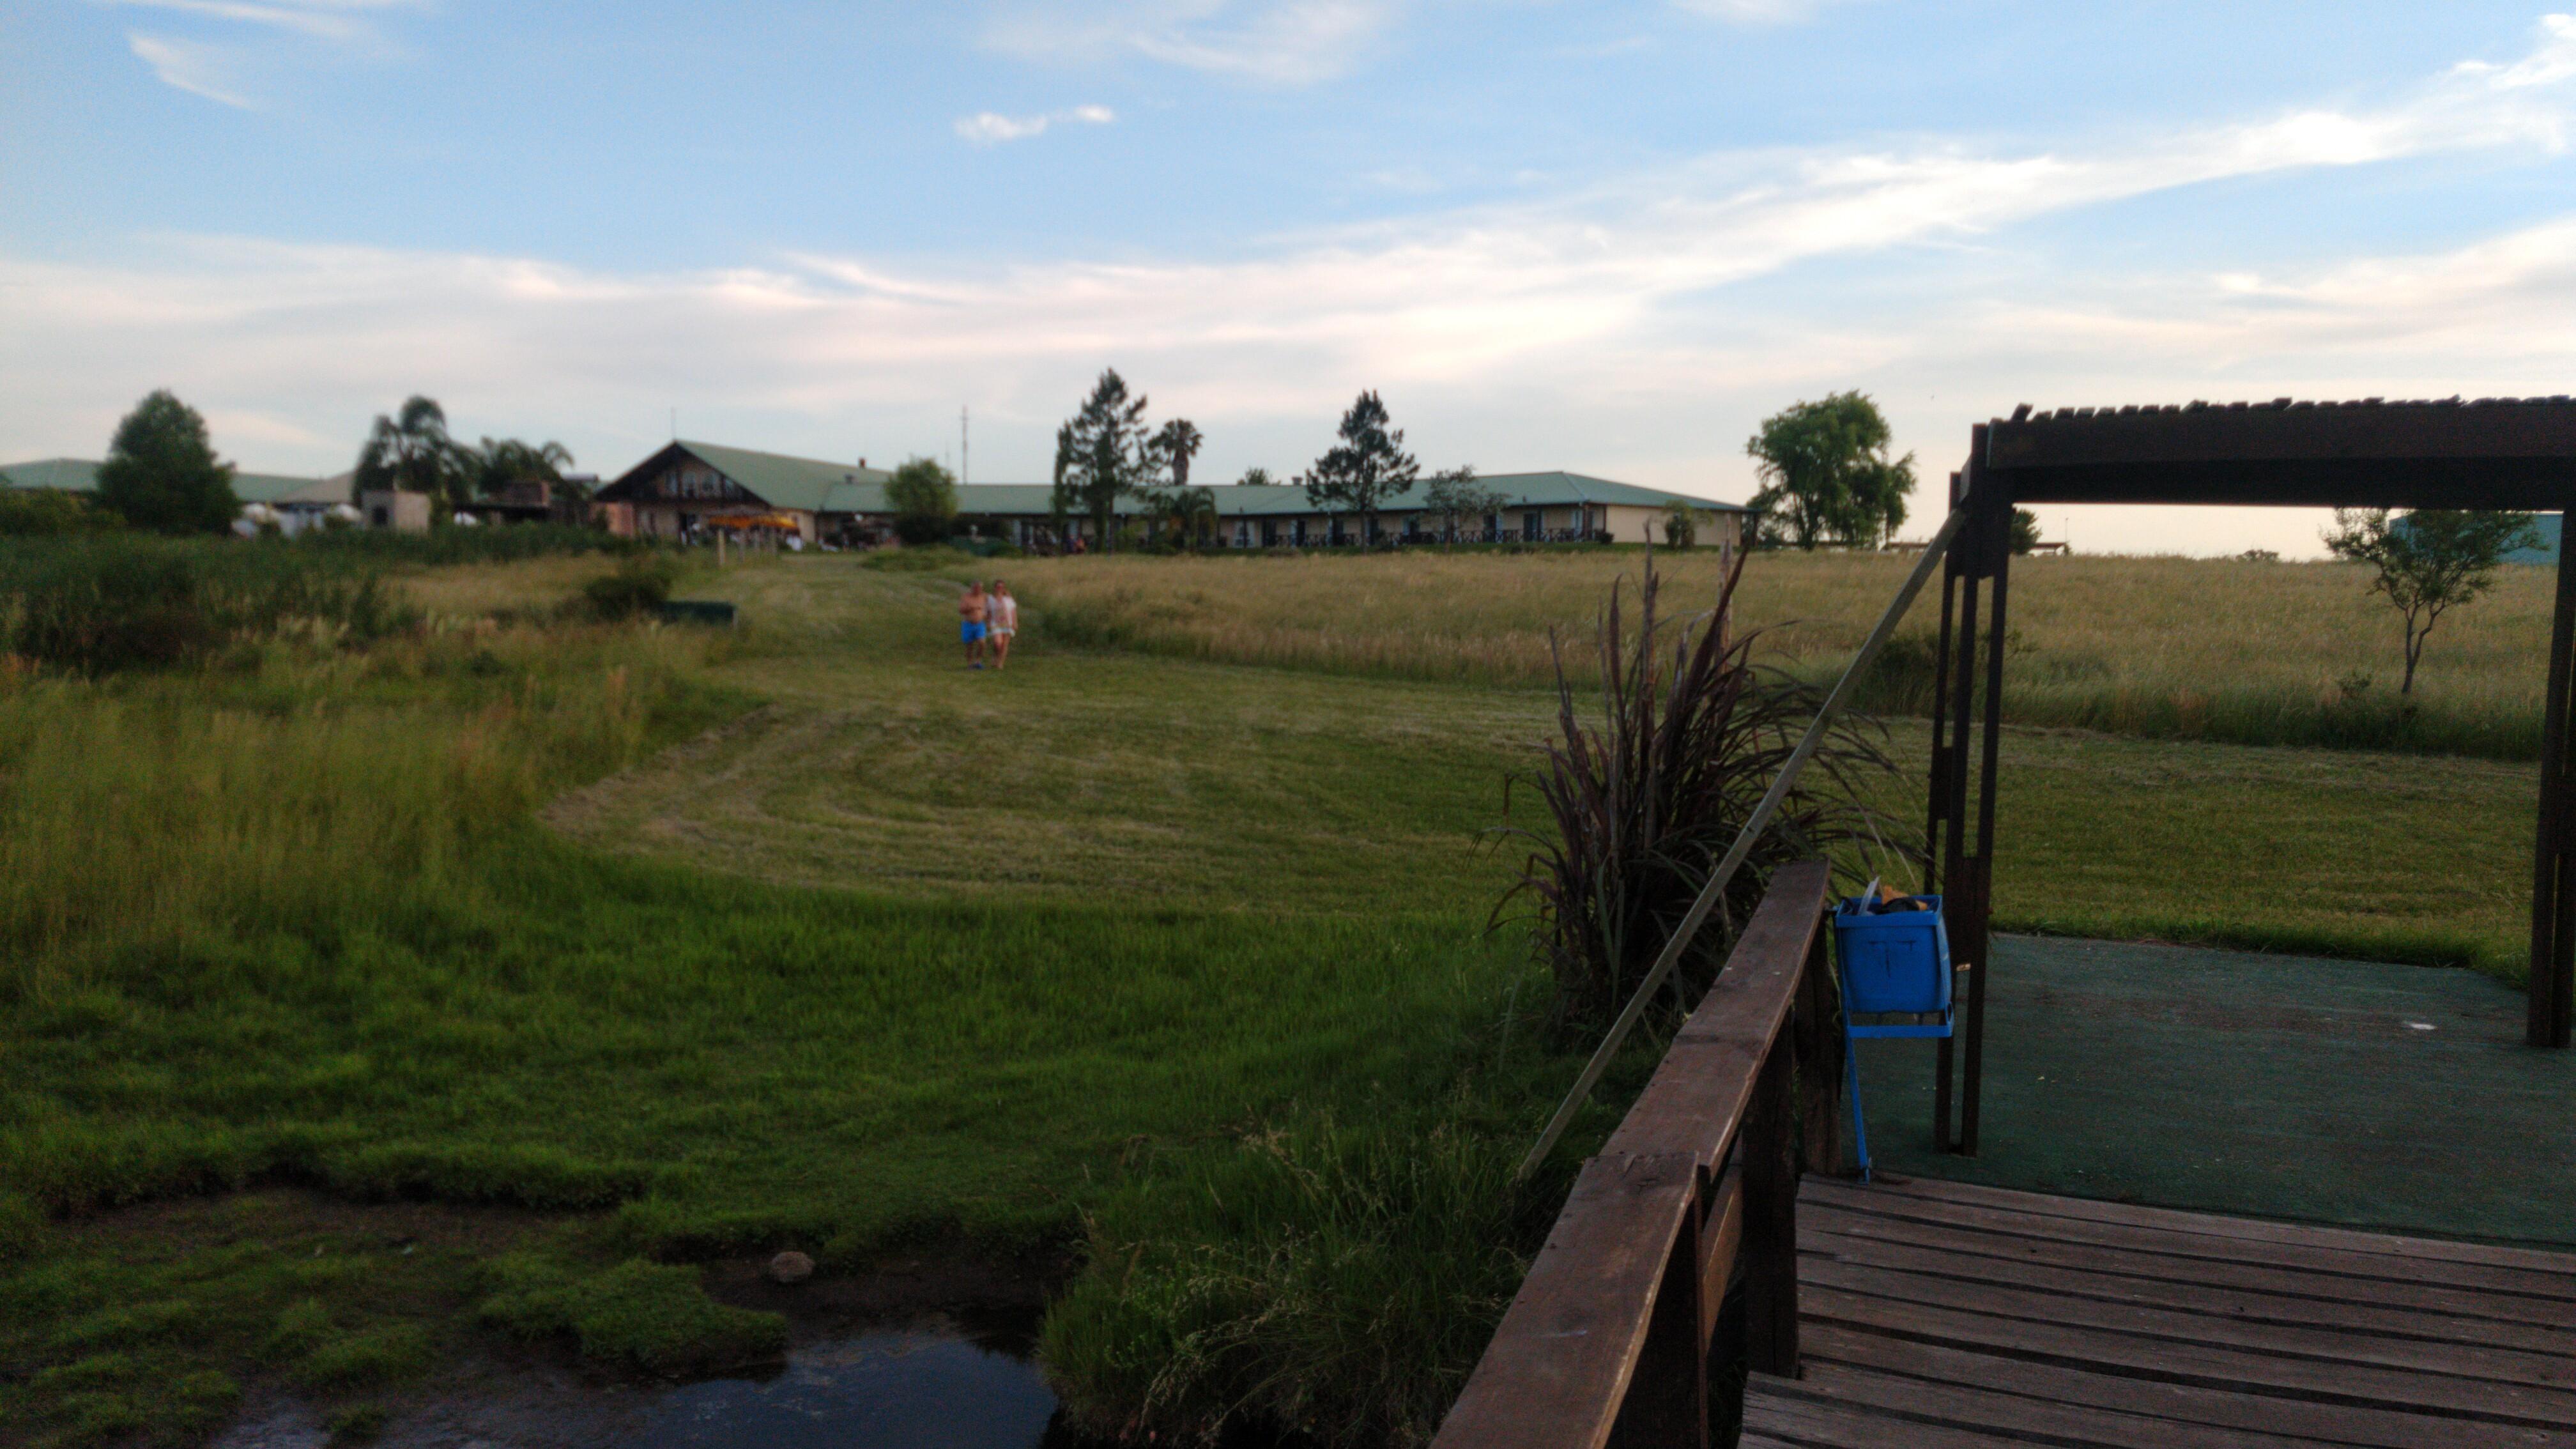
top-left (1045, 1118), bottom-right (1564, 1449)
top-left (0, 536), bottom-right (405, 675)
top-left (1495, 550), bottom-right (1902, 1033)
top-left (302, 522), bottom-right (640, 567)
top-left (893, 514), bottom-right (952, 547)
top-left (583, 556), bottom-right (678, 620)
top-left (0, 489), bottom-right (121, 539)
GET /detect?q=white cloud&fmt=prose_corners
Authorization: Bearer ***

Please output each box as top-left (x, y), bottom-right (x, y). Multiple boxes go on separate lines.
top-left (105, 0), bottom-right (418, 104)
top-left (1673, 0), bottom-right (1859, 23)
top-left (954, 103), bottom-right (1117, 144)
top-left (126, 33), bottom-right (256, 108)
top-left (17, 17), bottom-right (2576, 556)
top-left (983, 0), bottom-right (1395, 86)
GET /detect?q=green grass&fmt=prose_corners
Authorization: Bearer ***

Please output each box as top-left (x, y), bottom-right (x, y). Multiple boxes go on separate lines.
top-left (0, 547), bottom-right (2550, 1445)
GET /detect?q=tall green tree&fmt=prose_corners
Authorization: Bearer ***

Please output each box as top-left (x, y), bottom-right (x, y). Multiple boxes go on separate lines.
top-left (1052, 369), bottom-right (1165, 552)
top-left (1744, 392), bottom-right (1914, 549)
top-left (1306, 390), bottom-right (1418, 547)
top-left (354, 396), bottom-right (467, 512)
top-left (95, 390), bottom-right (238, 534)
top-left (2323, 508), bottom-right (2540, 695)
top-left (886, 456), bottom-right (960, 545)
top-left (1237, 466), bottom-right (1277, 488)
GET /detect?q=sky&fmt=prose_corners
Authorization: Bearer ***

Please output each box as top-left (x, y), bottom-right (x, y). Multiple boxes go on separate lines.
top-left (4, 3), bottom-right (2576, 555)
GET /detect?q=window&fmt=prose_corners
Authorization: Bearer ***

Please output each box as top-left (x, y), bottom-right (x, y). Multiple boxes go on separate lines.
top-left (1522, 510), bottom-right (1540, 541)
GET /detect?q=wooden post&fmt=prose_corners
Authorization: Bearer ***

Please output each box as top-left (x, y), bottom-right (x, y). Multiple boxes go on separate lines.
top-left (1933, 466), bottom-right (1984, 1153)
top-left (1606, 1187), bottom-right (1709, 1449)
top-left (2535, 523), bottom-right (2576, 1050)
top-left (1794, 917), bottom-right (1844, 1177)
top-left (1961, 484), bottom-right (2012, 1156)
top-left (1742, 1037), bottom-right (1800, 1376)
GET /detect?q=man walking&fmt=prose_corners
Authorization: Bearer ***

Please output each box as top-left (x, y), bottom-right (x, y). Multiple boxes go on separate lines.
top-left (988, 579), bottom-right (1018, 670)
top-left (958, 579), bottom-right (988, 668)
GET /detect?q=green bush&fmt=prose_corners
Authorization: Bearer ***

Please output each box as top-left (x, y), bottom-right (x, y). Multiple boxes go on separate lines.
top-left (583, 556), bottom-right (679, 620)
top-left (0, 536), bottom-right (404, 674)
top-left (1043, 1118), bottom-right (1564, 1449)
top-left (0, 489), bottom-right (121, 539)
top-left (302, 523), bottom-right (640, 567)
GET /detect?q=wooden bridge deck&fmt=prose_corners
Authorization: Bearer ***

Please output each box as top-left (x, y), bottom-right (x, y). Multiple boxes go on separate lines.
top-left (1745, 1175), bottom-right (2576, 1448)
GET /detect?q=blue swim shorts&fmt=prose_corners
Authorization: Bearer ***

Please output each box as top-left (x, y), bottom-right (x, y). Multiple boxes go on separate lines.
top-left (962, 621), bottom-right (986, 642)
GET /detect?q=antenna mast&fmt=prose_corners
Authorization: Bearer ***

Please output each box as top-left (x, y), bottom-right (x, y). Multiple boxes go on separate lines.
top-left (961, 405), bottom-right (970, 486)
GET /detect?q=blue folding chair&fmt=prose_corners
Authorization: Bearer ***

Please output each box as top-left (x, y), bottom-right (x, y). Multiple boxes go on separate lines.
top-left (1831, 888), bottom-right (1951, 1181)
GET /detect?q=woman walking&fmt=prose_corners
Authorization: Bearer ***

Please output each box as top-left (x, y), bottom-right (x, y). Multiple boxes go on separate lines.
top-left (988, 580), bottom-right (1018, 670)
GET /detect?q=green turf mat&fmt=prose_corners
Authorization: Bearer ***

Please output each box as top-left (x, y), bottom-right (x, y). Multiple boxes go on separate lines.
top-left (1848, 935), bottom-right (2576, 1246)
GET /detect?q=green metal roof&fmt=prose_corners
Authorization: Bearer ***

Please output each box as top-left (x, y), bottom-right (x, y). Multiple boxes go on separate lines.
top-left (602, 441), bottom-right (893, 512)
top-left (3, 457), bottom-right (341, 507)
top-left (0, 458), bottom-right (100, 492)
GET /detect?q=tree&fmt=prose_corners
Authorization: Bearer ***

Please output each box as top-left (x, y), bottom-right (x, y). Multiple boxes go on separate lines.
top-left (1422, 466), bottom-right (1501, 544)
top-left (1052, 369), bottom-right (1165, 553)
top-left (1238, 466), bottom-right (1277, 488)
top-left (1661, 501), bottom-right (1698, 548)
top-left (1744, 391), bottom-right (1913, 549)
top-left (1147, 486), bottom-right (1218, 548)
top-left (1306, 390), bottom-right (1419, 548)
top-left (468, 437), bottom-right (575, 499)
top-left (886, 456), bottom-right (960, 545)
top-left (95, 390), bottom-right (238, 534)
top-left (354, 396), bottom-right (466, 513)
top-left (2009, 507), bottom-right (2043, 555)
top-left (2323, 509), bottom-right (2540, 695)
top-left (1153, 418), bottom-right (1205, 487)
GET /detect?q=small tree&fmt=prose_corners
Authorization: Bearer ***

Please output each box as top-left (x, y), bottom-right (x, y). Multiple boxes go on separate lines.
top-left (1307, 390), bottom-right (1419, 548)
top-left (1745, 391), bottom-right (1913, 550)
top-left (887, 456), bottom-right (960, 545)
top-left (1237, 466), bottom-right (1277, 488)
top-left (1661, 501), bottom-right (1698, 548)
top-left (1052, 369), bottom-right (1165, 553)
top-left (95, 390), bottom-right (238, 534)
top-left (2322, 508), bottom-right (2540, 695)
top-left (1422, 466), bottom-right (1501, 544)
top-left (354, 396), bottom-right (466, 512)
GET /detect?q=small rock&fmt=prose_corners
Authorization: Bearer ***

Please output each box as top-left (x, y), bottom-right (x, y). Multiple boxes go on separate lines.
top-left (767, 1250), bottom-right (815, 1285)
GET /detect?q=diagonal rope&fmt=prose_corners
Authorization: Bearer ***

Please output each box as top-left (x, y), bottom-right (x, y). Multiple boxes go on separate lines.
top-left (1514, 503), bottom-right (1973, 1183)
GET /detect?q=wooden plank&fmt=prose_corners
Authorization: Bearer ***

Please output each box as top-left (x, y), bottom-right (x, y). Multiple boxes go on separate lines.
top-left (1699, 1157), bottom-right (1743, 1348)
top-left (1600, 860), bottom-right (1830, 1170)
top-left (1744, 1037), bottom-right (1800, 1376)
top-left (1800, 1200), bottom-right (2576, 1331)
top-left (1803, 1226), bottom-right (2576, 1358)
top-left (1984, 399), bottom-right (2576, 468)
top-left (1838, 1176), bottom-right (2576, 1280)
top-left (1800, 1181), bottom-right (2576, 1302)
top-left (1978, 456), bottom-right (2576, 511)
top-left (1799, 1284), bottom-right (2576, 1427)
top-left (1745, 1389), bottom-right (2053, 1448)
top-left (1798, 1323), bottom-right (2576, 1449)
top-left (1772, 1360), bottom-right (2334, 1449)
top-left (1793, 921), bottom-right (1844, 1178)
top-left (1430, 1153), bottom-right (1698, 1449)
top-left (1607, 1190), bottom-right (1706, 1449)
top-left (1800, 1255), bottom-right (2576, 1392)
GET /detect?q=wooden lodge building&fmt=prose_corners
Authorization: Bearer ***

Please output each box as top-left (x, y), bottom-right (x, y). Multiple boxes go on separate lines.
top-left (595, 440), bottom-right (1754, 549)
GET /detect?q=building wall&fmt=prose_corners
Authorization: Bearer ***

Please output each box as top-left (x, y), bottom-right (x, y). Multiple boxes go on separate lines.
top-left (359, 490), bottom-right (430, 533)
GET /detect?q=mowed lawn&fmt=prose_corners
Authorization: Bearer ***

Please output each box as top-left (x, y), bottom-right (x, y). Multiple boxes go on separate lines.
top-left (0, 547), bottom-right (2545, 1444)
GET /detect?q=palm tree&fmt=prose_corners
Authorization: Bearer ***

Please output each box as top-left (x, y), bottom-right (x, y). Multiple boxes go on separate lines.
top-left (353, 396), bottom-right (464, 510)
top-left (1154, 418), bottom-right (1206, 488)
top-left (470, 437), bottom-right (576, 500)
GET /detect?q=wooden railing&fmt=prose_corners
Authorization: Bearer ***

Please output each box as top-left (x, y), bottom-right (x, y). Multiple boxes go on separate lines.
top-left (1432, 860), bottom-right (1841, 1449)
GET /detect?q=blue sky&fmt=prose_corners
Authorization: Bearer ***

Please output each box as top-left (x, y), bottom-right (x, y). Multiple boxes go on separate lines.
top-left (6, 2), bottom-right (2576, 553)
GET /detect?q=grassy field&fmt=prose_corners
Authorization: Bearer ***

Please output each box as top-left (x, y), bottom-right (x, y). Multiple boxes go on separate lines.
top-left (1013, 548), bottom-right (2557, 758)
top-left (0, 544), bottom-right (2547, 1445)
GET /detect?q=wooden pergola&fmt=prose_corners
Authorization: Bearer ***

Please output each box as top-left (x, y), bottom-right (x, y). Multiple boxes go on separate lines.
top-left (1926, 395), bottom-right (2576, 1157)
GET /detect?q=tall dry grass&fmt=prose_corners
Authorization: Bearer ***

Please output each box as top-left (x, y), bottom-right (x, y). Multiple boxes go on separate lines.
top-left (1013, 549), bottom-right (2556, 757)
top-left (0, 621), bottom-right (720, 1006)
